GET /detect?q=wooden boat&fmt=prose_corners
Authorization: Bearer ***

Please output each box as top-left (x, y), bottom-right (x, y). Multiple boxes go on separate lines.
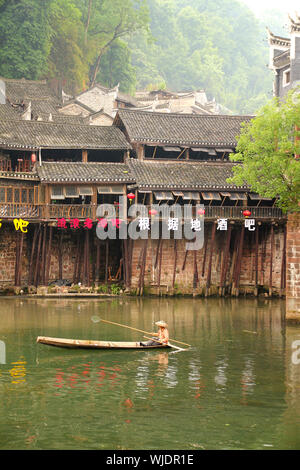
top-left (36, 336), bottom-right (172, 350)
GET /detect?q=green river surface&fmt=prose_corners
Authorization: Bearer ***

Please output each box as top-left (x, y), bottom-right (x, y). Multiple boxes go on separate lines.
top-left (0, 296), bottom-right (299, 450)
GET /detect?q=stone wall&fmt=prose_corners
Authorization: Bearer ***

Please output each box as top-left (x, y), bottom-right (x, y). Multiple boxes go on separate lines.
top-left (286, 212), bottom-right (300, 322)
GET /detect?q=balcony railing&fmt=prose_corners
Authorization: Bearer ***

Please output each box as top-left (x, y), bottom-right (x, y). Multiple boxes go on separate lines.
top-left (0, 203), bottom-right (284, 221)
top-left (48, 204), bottom-right (93, 220)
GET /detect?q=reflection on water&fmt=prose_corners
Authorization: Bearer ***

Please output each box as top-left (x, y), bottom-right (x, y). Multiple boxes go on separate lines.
top-left (0, 296), bottom-right (299, 450)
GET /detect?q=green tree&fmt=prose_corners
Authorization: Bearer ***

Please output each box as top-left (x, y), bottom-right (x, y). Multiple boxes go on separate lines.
top-left (0, 0), bottom-right (52, 79)
top-left (228, 89), bottom-right (300, 212)
top-left (47, 0), bottom-right (88, 94)
top-left (96, 39), bottom-right (137, 95)
top-left (76, 0), bottom-right (149, 87)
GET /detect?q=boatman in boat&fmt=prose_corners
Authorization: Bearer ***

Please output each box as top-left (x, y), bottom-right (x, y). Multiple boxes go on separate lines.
top-left (140, 320), bottom-right (169, 347)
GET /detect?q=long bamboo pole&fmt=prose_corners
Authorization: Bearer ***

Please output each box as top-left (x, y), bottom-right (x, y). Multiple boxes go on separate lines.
top-left (100, 318), bottom-right (191, 347)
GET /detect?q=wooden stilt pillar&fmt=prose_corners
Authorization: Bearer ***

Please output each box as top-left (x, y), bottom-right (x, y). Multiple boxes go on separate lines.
top-left (34, 224), bottom-right (42, 287)
top-left (172, 240), bottom-right (177, 289)
top-left (14, 231), bottom-right (24, 287)
top-left (193, 248), bottom-right (198, 289)
top-left (14, 232), bottom-right (20, 286)
top-left (95, 239), bottom-right (101, 285)
top-left (201, 234), bottom-right (208, 277)
top-left (157, 239), bottom-right (163, 291)
top-left (58, 230), bottom-right (63, 280)
top-left (45, 226), bottom-right (53, 286)
top-left (41, 224), bottom-right (47, 285)
top-left (182, 248), bottom-right (189, 271)
top-left (77, 233), bottom-right (83, 284)
top-left (139, 239), bottom-right (148, 296)
top-left (219, 224), bottom-right (232, 296)
top-left (86, 230), bottom-right (90, 287)
top-left (269, 224), bottom-right (274, 297)
top-left (280, 224), bottom-right (286, 297)
top-left (233, 224), bottom-right (245, 297)
top-left (254, 225), bottom-right (259, 296)
top-left (205, 222), bottom-right (216, 297)
top-left (105, 240), bottom-right (109, 284)
top-left (28, 225), bottom-right (39, 286)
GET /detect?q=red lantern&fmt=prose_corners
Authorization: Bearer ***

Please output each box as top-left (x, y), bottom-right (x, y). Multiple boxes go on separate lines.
top-left (31, 153), bottom-right (37, 163)
top-left (149, 208), bottom-right (158, 216)
top-left (127, 192), bottom-right (135, 205)
top-left (243, 210), bottom-right (251, 217)
top-left (197, 208), bottom-right (205, 216)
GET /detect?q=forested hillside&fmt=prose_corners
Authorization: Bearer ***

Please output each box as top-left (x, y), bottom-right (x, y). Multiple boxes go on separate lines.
top-left (0, 0), bottom-right (277, 113)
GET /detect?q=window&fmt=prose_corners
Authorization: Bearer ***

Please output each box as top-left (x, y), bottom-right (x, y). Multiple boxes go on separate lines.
top-left (64, 186), bottom-right (79, 198)
top-left (51, 186), bottom-right (65, 200)
top-left (283, 69), bottom-right (291, 87)
top-left (97, 185), bottom-right (123, 194)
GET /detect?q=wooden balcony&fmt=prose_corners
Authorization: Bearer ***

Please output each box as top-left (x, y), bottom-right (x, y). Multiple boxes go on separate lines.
top-left (0, 203), bottom-right (285, 222)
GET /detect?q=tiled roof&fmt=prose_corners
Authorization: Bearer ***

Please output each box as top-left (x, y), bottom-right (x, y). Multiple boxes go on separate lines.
top-left (0, 103), bottom-right (22, 120)
top-left (115, 110), bottom-right (253, 147)
top-left (0, 120), bottom-right (131, 150)
top-left (2, 77), bottom-right (60, 115)
top-left (128, 159), bottom-right (248, 190)
top-left (37, 161), bottom-right (135, 183)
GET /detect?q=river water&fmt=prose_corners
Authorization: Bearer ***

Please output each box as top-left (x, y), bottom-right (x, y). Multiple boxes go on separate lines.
top-left (0, 296), bottom-right (299, 450)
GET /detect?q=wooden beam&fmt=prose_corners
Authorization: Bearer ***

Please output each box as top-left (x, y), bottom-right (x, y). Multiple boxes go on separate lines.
top-left (82, 149), bottom-right (88, 162)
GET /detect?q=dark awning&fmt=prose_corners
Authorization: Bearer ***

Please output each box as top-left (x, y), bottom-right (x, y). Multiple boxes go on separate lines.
top-left (190, 147), bottom-right (209, 152)
top-left (162, 146), bottom-right (181, 152)
top-left (249, 193), bottom-right (272, 201)
top-left (182, 191), bottom-right (200, 200)
top-left (154, 191), bottom-right (174, 201)
top-left (229, 192), bottom-right (247, 200)
top-left (201, 192), bottom-right (221, 201)
top-left (172, 190), bottom-right (184, 197)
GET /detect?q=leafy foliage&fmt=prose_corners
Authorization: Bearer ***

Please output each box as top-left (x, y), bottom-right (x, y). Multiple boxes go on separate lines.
top-left (0, 0), bottom-right (278, 112)
top-left (228, 89), bottom-right (300, 212)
